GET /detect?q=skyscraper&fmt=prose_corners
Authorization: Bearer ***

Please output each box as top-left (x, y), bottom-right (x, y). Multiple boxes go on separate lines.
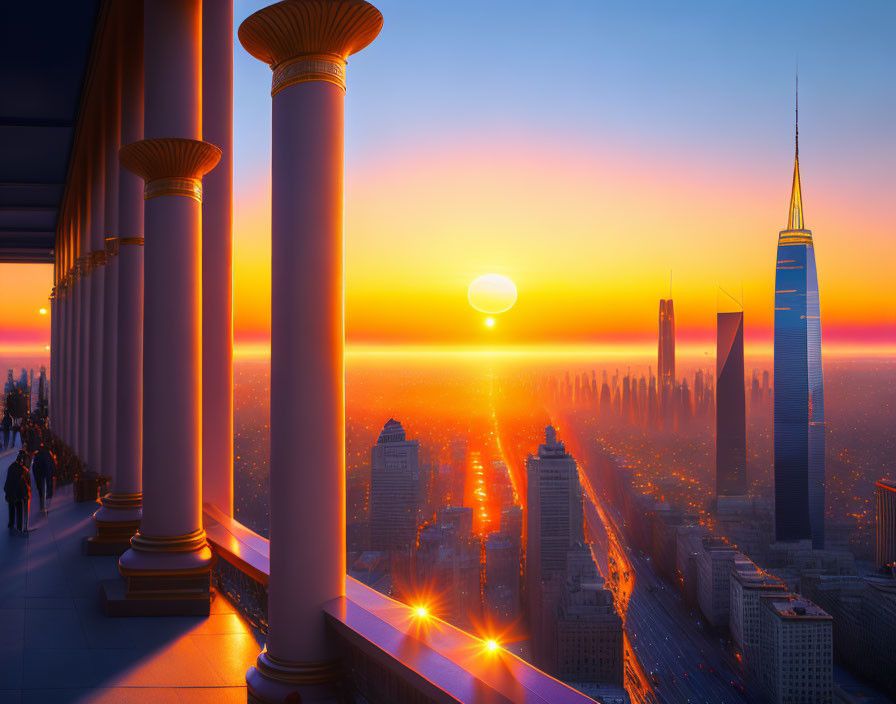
top-left (658, 298), bottom-right (675, 384)
top-left (658, 299), bottom-right (675, 429)
top-left (370, 418), bottom-right (420, 553)
top-left (526, 426), bottom-right (585, 669)
top-left (773, 88), bottom-right (826, 549)
top-left (717, 311), bottom-right (748, 497)
top-left (526, 426), bottom-right (585, 582)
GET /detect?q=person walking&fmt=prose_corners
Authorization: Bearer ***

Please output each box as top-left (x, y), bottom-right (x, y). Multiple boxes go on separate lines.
top-left (0, 411), bottom-right (10, 450)
top-left (32, 442), bottom-right (56, 513)
top-left (9, 414), bottom-right (21, 449)
top-left (5, 451), bottom-right (30, 535)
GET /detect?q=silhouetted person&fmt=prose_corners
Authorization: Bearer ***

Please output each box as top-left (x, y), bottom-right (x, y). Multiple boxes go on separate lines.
top-left (5, 451), bottom-right (30, 535)
top-left (9, 415), bottom-right (21, 449)
top-left (32, 443), bottom-right (56, 513)
top-left (0, 412), bottom-right (9, 450)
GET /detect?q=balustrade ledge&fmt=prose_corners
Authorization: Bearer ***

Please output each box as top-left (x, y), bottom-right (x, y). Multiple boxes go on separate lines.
top-left (202, 504), bottom-right (597, 704)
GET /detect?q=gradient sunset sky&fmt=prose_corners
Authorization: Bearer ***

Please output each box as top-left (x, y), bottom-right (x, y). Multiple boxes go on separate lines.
top-left (2, 0), bottom-right (894, 356)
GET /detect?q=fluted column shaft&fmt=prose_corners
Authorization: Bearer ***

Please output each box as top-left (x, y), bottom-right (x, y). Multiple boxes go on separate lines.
top-left (118, 0), bottom-right (218, 600)
top-left (76, 236), bottom-right (89, 459)
top-left (87, 128), bottom-right (106, 473)
top-left (92, 0), bottom-right (144, 549)
top-left (201, 0), bottom-right (234, 515)
top-left (239, 2), bottom-right (382, 699)
top-left (101, 50), bottom-right (121, 488)
top-left (49, 289), bottom-right (57, 425)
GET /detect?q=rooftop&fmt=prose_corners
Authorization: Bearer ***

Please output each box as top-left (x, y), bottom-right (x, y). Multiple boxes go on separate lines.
top-left (764, 595), bottom-right (832, 621)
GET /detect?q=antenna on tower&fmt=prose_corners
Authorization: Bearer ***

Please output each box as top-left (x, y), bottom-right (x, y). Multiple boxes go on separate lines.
top-left (795, 62), bottom-right (799, 159)
top-left (669, 269), bottom-right (673, 299)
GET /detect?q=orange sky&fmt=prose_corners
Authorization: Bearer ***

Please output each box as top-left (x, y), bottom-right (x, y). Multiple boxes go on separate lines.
top-left (231, 131), bottom-right (896, 354)
top-left (2, 130), bottom-right (894, 358)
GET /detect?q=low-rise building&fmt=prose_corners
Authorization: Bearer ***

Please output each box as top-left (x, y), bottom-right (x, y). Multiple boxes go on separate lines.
top-left (696, 537), bottom-right (736, 629)
top-left (729, 554), bottom-right (787, 669)
top-left (675, 524), bottom-right (708, 606)
top-left (555, 544), bottom-right (624, 687)
top-left (759, 594), bottom-right (833, 704)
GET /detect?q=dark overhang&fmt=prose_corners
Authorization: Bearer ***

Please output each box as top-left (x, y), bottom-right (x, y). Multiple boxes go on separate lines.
top-left (0, 3), bottom-right (100, 263)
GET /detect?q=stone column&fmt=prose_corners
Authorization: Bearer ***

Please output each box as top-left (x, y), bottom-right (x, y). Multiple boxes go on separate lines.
top-left (239, 2), bottom-right (382, 699)
top-left (113, 0), bottom-right (220, 616)
top-left (49, 287), bottom-right (57, 425)
top-left (92, 6), bottom-right (143, 554)
top-left (101, 50), bottom-right (121, 480)
top-left (76, 239), bottom-right (89, 460)
top-left (87, 123), bottom-right (106, 473)
top-left (201, 0), bottom-right (234, 515)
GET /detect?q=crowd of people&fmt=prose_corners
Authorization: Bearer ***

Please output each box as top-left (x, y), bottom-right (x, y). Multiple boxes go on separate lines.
top-left (3, 414), bottom-right (56, 536)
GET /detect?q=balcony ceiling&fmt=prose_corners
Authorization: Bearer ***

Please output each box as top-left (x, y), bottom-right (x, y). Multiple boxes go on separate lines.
top-left (0, 2), bottom-right (100, 263)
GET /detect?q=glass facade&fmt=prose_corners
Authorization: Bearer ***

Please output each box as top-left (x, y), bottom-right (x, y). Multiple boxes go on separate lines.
top-left (774, 227), bottom-right (825, 548)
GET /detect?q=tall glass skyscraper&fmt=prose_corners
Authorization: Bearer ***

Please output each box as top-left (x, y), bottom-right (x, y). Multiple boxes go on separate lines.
top-left (774, 97), bottom-right (825, 548)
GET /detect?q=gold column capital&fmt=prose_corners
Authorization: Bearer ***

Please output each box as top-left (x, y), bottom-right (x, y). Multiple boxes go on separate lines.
top-left (238, 0), bottom-right (382, 94)
top-left (105, 237), bottom-right (119, 258)
top-left (119, 138), bottom-right (222, 203)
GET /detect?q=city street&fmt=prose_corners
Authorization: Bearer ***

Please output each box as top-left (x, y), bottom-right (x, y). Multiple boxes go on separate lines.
top-left (568, 423), bottom-right (767, 704)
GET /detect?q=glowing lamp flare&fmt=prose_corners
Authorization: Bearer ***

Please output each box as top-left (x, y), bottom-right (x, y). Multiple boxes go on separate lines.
top-left (485, 639), bottom-right (500, 652)
top-left (414, 606), bottom-right (428, 619)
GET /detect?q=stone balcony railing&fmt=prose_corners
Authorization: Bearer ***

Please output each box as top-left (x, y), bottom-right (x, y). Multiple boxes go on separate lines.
top-left (203, 504), bottom-right (599, 704)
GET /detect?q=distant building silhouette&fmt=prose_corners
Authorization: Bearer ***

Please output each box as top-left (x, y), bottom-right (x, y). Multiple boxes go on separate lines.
top-left (658, 299), bottom-right (675, 429)
top-left (717, 311), bottom-right (748, 497)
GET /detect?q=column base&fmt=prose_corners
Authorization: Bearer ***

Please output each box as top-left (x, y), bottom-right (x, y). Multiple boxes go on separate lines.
top-left (87, 493), bottom-right (142, 555)
top-left (246, 651), bottom-right (343, 704)
top-left (104, 530), bottom-right (216, 617)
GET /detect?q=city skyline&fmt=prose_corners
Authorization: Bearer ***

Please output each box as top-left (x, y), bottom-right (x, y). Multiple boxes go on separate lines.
top-left (2, 1), bottom-right (895, 355)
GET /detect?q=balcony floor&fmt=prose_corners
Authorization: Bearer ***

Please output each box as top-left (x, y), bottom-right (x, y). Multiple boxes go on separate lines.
top-left (0, 448), bottom-right (262, 704)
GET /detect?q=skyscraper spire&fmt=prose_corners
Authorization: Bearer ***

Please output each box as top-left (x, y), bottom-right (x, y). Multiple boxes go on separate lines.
top-left (787, 72), bottom-right (804, 230)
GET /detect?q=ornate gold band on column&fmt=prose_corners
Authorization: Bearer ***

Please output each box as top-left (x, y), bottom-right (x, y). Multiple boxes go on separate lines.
top-left (130, 528), bottom-right (209, 553)
top-left (105, 237), bottom-right (119, 257)
top-left (272, 54), bottom-right (346, 95)
top-left (144, 177), bottom-right (202, 202)
top-left (99, 492), bottom-right (143, 510)
top-left (120, 138), bottom-right (221, 203)
top-left (89, 250), bottom-right (107, 271)
top-left (254, 652), bottom-right (341, 686)
top-left (119, 237), bottom-right (145, 247)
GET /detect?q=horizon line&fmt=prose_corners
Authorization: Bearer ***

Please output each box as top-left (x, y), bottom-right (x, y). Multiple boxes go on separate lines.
top-left (1, 341), bottom-right (893, 361)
